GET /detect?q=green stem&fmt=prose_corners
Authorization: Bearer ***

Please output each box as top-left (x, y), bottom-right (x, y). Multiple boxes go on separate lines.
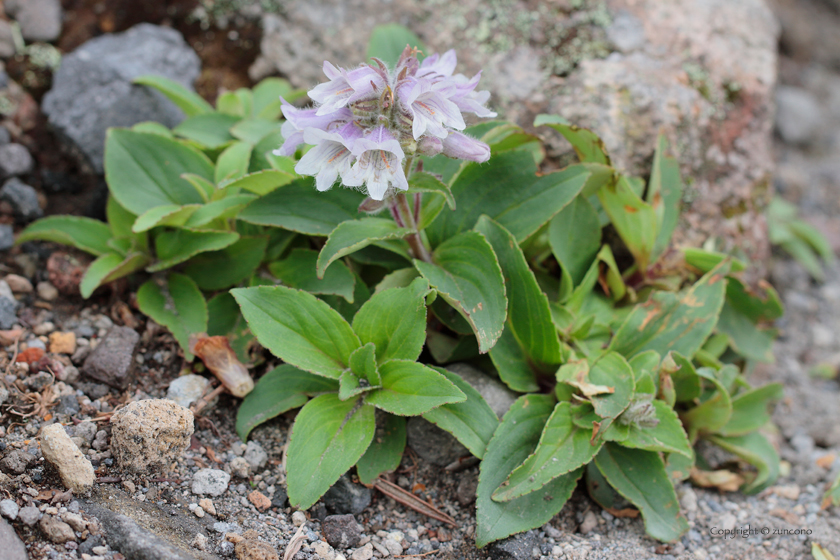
top-left (393, 156), bottom-right (432, 263)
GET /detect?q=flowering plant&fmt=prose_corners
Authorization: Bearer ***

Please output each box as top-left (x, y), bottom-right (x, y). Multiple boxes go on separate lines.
top-left (19, 25), bottom-right (785, 547)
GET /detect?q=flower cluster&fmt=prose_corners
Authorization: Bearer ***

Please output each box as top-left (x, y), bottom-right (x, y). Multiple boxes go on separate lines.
top-left (276, 47), bottom-right (496, 201)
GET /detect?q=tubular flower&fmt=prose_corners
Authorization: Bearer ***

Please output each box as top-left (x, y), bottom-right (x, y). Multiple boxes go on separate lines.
top-left (277, 46), bottom-right (496, 200)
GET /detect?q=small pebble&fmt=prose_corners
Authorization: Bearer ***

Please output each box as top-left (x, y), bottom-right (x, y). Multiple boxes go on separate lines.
top-left (37, 281), bottom-right (59, 301)
top-left (292, 510), bottom-right (307, 527)
top-left (198, 498), bottom-right (216, 516)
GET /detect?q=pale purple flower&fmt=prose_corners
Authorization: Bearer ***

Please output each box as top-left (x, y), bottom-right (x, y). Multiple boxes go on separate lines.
top-left (309, 62), bottom-right (386, 116)
top-left (294, 122), bottom-right (362, 192)
top-left (450, 72), bottom-right (497, 118)
top-left (416, 49), bottom-right (458, 80)
top-left (275, 98), bottom-right (352, 156)
top-left (344, 126), bottom-right (408, 200)
top-left (398, 78), bottom-right (465, 139)
top-left (441, 131), bottom-right (491, 163)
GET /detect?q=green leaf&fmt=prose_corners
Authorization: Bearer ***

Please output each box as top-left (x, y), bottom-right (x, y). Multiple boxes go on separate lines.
top-left (351, 278), bottom-right (430, 364)
top-left (425, 331), bottom-right (480, 364)
top-left (136, 274), bottom-right (207, 360)
top-left (133, 75), bottom-right (213, 117)
top-left (706, 432), bottom-right (779, 494)
top-left (427, 152), bottom-right (596, 246)
top-left (132, 204), bottom-right (201, 233)
top-left (421, 366), bottom-right (499, 459)
top-left (348, 343), bottom-right (381, 385)
top-left (668, 352), bottom-right (702, 403)
top-left (408, 172), bottom-right (455, 210)
top-left (594, 444), bottom-right (688, 542)
top-left (286, 394), bottom-right (375, 509)
top-left (480, 122), bottom-right (545, 164)
top-left (534, 114), bottom-right (611, 165)
top-left (215, 141), bottom-right (253, 184)
top-left (648, 135), bottom-right (683, 258)
top-left (317, 218), bottom-right (413, 278)
top-left (414, 231), bottom-right (507, 353)
top-left (107, 196), bottom-right (140, 240)
top-left (235, 364), bottom-right (339, 440)
top-left (269, 248), bottom-right (356, 303)
top-left (476, 216), bottom-right (562, 392)
top-left (339, 370), bottom-right (379, 401)
top-left (366, 23), bottom-right (426, 67)
top-left (725, 276), bottom-right (783, 322)
top-left (357, 413), bottom-right (406, 485)
top-left (231, 118), bottom-right (281, 145)
top-left (605, 401), bottom-right (693, 458)
top-left (173, 113), bottom-right (239, 149)
top-left (219, 170), bottom-right (297, 196)
top-left (104, 129), bottom-right (214, 215)
top-left (597, 174), bottom-right (657, 271)
top-left (132, 121), bottom-right (174, 137)
top-left (586, 352), bottom-right (636, 419)
top-left (609, 263), bottom-right (729, 358)
top-left (16, 216), bottom-right (113, 256)
top-left (149, 229), bottom-right (239, 272)
top-left (232, 285), bottom-right (361, 378)
top-left (492, 402), bottom-right (599, 502)
top-left (717, 383), bottom-right (783, 437)
top-left (252, 77), bottom-right (306, 119)
top-left (238, 178), bottom-right (364, 235)
top-left (549, 196), bottom-right (601, 286)
top-left (80, 252), bottom-right (150, 298)
top-left (183, 236), bottom-right (268, 291)
top-left (374, 268), bottom-right (420, 293)
top-left (681, 368), bottom-right (732, 437)
top-left (682, 248), bottom-right (747, 274)
top-left (476, 395), bottom-right (582, 547)
top-left (717, 303), bottom-right (775, 363)
top-left (364, 360), bottom-right (465, 416)
top-left (183, 194), bottom-right (258, 227)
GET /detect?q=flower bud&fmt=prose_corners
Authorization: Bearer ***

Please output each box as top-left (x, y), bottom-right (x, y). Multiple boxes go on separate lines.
top-left (441, 131), bottom-right (491, 162)
top-left (417, 135), bottom-right (443, 157)
top-left (189, 334), bottom-right (254, 398)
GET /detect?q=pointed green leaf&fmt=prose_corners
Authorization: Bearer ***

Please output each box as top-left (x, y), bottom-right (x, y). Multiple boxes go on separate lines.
top-left (219, 170), bottom-right (297, 196)
top-left (648, 135), bottom-right (683, 258)
top-left (717, 383), bottom-right (783, 437)
top-left (357, 413), bottom-right (406, 485)
top-left (408, 172), bottom-right (455, 209)
top-left (706, 432), bottom-right (779, 494)
top-left (183, 194), bottom-right (258, 227)
top-left (136, 273), bottom-right (207, 360)
top-left (236, 364), bottom-right (339, 440)
top-left (183, 236), bottom-right (268, 290)
top-left (594, 444), bottom-right (688, 542)
top-left (609, 263), bottom-right (729, 358)
top-left (414, 230), bottom-right (506, 353)
top-left (238, 178), bottom-right (364, 235)
top-left (534, 114), bottom-right (611, 165)
top-left (173, 113), bottom-right (239, 149)
top-left (105, 129), bottom-right (214, 215)
top-left (269, 248), bottom-right (356, 303)
top-left (421, 366), bottom-right (499, 459)
top-left (230, 118), bottom-right (280, 145)
top-left (80, 252), bottom-right (151, 298)
top-left (133, 75), bottom-right (213, 116)
top-left (476, 216), bottom-right (562, 392)
top-left (149, 229), bottom-right (239, 272)
top-left (351, 278), bottom-right (430, 364)
top-left (252, 77), bottom-right (306, 119)
top-left (717, 303), bottom-right (776, 363)
top-left (349, 343), bottom-right (381, 386)
top-left (215, 141), bottom-right (253, 184)
top-left (364, 360), bottom-right (465, 416)
top-left (132, 204), bottom-right (201, 233)
top-left (232, 285), bottom-right (361, 378)
top-left (287, 394), bottom-right (375, 509)
top-left (339, 371), bottom-right (379, 401)
top-left (492, 402), bottom-right (599, 502)
top-left (16, 216), bottom-right (113, 256)
top-left (549, 196), bottom-right (601, 286)
top-left (317, 218), bottom-right (413, 278)
top-left (476, 395), bottom-right (582, 547)
top-left (682, 368), bottom-right (732, 437)
top-left (597, 174), bottom-right (657, 271)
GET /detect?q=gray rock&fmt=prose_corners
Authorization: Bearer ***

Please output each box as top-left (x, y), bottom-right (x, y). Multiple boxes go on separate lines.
top-left (110, 399), bottom-right (194, 473)
top-left (0, 21), bottom-right (15, 58)
top-left (0, 518), bottom-right (27, 560)
top-left (446, 363), bottom-right (517, 418)
top-left (4, 0), bottom-right (62, 42)
top-left (165, 374), bottom-right (210, 408)
top-left (0, 449), bottom-right (36, 475)
top-left (607, 10), bottom-right (646, 53)
top-left (244, 441), bottom-right (268, 470)
top-left (192, 469), bottom-right (230, 496)
top-left (42, 24), bottom-right (201, 173)
top-left (18, 506), bottom-right (40, 526)
top-left (0, 127), bottom-right (9, 145)
top-left (322, 514), bottom-right (361, 549)
top-left (775, 86), bottom-right (823, 145)
top-left (0, 499), bottom-right (19, 520)
top-left (0, 297), bottom-right (15, 329)
top-left (0, 224), bottom-right (14, 251)
top-left (488, 530), bottom-right (538, 560)
top-left (406, 417), bottom-right (469, 467)
top-left (0, 386), bottom-right (7, 407)
top-left (39, 515), bottom-right (76, 544)
top-left (55, 394), bottom-right (80, 417)
top-left (82, 501), bottom-right (194, 560)
top-left (323, 474), bottom-right (371, 515)
top-left (0, 144), bottom-right (33, 178)
top-left (24, 371), bottom-right (52, 391)
top-left (455, 472), bottom-right (478, 506)
top-left (0, 178), bottom-right (42, 222)
top-left (81, 326), bottom-right (139, 389)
